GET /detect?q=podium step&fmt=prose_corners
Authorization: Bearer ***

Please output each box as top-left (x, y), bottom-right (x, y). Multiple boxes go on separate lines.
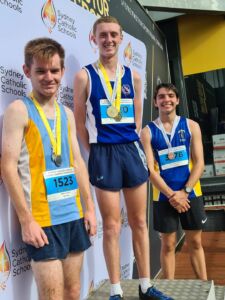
top-left (215, 286), bottom-right (225, 300)
top-left (87, 279), bottom-right (217, 300)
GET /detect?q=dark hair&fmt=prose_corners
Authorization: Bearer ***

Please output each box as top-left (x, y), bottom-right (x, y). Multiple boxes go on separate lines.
top-left (24, 37), bottom-right (65, 68)
top-left (154, 83), bottom-right (179, 100)
top-left (93, 16), bottom-right (122, 35)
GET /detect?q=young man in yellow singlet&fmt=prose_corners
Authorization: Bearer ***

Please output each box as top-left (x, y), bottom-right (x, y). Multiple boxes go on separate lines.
top-left (2, 37), bottom-right (97, 300)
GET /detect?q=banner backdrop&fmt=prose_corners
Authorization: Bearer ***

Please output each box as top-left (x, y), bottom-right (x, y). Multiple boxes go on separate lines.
top-left (0, 1), bottom-right (153, 299)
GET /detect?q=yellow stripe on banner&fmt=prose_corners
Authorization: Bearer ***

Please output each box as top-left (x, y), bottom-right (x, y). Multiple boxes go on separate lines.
top-left (68, 122), bottom-right (83, 218)
top-left (25, 120), bottom-right (52, 227)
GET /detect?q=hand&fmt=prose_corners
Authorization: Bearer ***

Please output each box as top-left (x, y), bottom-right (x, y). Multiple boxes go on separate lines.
top-left (84, 209), bottom-right (97, 236)
top-left (173, 203), bottom-right (188, 213)
top-left (169, 190), bottom-right (190, 213)
top-left (21, 217), bottom-right (49, 248)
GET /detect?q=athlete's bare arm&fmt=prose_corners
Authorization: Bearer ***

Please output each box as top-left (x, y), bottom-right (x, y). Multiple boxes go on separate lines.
top-left (169, 120), bottom-right (204, 209)
top-left (141, 126), bottom-right (190, 213)
top-left (133, 70), bottom-right (142, 134)
top-left (184, 119), bottom-right (204, 187)
top-left (65, 106), bottom-right (96, 236)
top-left (73, 69), bottom-right (90, 152)
top-left (2, 100), bottom-right (49, 247)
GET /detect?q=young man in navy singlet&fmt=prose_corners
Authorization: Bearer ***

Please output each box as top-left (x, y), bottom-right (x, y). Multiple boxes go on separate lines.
top-left (2, 38), bottom-right (96, 300)
top-left (141, 83), bottom-right (207, 280)
top-left (74, 16), bottom-right (173, 300)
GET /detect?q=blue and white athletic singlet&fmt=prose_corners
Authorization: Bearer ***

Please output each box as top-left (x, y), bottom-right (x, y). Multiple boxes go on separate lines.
top-left (148, 116), bottom-right (202, 201)
top-left (84, 64), bottom-right (139, 144)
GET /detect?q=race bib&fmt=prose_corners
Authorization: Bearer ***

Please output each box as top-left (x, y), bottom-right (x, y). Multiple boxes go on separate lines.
top-left (100, 98), bottom-right (135, 124)
top-left (158, 145), bottom-right (188, 170)
top-left (43, 167), bottom-right (78, 202)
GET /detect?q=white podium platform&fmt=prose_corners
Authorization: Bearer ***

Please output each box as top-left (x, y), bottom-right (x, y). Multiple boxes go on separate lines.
top-left (87, 279), bottom-right (221, 300)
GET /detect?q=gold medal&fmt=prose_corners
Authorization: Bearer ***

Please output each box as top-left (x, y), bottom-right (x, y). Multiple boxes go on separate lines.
top-left (114, 112), bottom-right (122, 122)
top-left (168, 152), bottom-right (175, 160)
top-left (107, 105), bottom-right (118, 118)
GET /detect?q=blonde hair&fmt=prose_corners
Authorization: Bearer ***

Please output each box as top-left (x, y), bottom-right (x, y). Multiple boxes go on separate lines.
top-left (93, 16), bottom-right (122, 35)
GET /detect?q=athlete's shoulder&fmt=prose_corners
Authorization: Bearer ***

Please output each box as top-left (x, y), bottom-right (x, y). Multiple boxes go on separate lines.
top-left (4, 98), bottom-right (28, 128)
top-left (186, 117), bottom-right (200, 130)
top-left (63, 104), bottom-right (73, 118)
top-left (148, 119), bottom-right (158, 127)
top-left (186, 117), bottom-right (198, 125)
top-left (5, 98), bottom-right (28, 115)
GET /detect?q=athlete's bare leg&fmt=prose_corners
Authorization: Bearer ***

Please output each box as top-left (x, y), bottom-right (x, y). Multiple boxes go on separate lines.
top-left (124, 183), bottom-right (150, 278)
top-left (63, 252), bottom-right (84, 300)
top-left (31, 259), bottom-right (64, 300)
top-left (160, 232), bottom-right (176, 279)
top-left (95, 187), bottom-right (121, 283)
top-left (185, 230), bottom-right (207, 280)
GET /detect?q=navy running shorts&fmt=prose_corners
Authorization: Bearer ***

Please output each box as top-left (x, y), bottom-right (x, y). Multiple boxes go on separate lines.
top-left (88, 141), bottom-right (149, 190)
top-left (153, 196), bottom-right (207, 233)
top-left (25, 218), bottom-right (91, 261)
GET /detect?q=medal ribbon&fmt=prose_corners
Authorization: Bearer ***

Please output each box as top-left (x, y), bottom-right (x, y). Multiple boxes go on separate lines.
top-left (98, 61), bottom-right (122, 112)
top-left (29, 92), bottom-right (61, 157)
top-left (158, 116), bottom-right (180, 154)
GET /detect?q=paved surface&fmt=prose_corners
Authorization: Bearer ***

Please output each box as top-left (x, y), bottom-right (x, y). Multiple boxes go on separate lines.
top-left (87, 279), bottom-right (219, 300)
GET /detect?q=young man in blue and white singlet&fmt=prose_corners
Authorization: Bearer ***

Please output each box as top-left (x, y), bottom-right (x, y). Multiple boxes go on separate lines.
top-left (74, 16), bottom-right (173, 300)
top-left (141, 83), bottom-right (207, 281)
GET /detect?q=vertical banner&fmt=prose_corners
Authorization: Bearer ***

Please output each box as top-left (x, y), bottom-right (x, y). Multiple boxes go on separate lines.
top-left (0, 0), bottom-right (169, 299)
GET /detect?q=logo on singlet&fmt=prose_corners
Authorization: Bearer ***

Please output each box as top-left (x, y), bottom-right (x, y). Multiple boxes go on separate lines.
top-left (122, 84), bottom-right (131, 96)
top-left (178, 129), bottom-right (186, 142)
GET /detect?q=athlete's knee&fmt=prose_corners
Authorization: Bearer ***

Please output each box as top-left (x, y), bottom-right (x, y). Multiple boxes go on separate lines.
top-left (64, 282), bottom-right (80, 300)
top-left (40, 286), bottom-right (62, 300)
top-left (129, 216), bottom-right (147, 232)
top-left (103, 221), bottom-right (121, 238)
top-left (161, 240), bottom-right (176, 253)
top-left (188, 238), bottom-right (202, 251)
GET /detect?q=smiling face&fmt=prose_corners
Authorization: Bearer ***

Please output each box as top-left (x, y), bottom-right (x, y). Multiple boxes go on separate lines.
top-left (154, 87), bottom-right (179, 115)
top-left (23, 53), bottom-right (64, 100)
top-left (93, 22), bottom-right (123, 59)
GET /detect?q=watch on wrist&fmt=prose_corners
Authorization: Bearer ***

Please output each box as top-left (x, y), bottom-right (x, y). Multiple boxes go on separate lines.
top-left (184, 186), bottom-right (192, 194)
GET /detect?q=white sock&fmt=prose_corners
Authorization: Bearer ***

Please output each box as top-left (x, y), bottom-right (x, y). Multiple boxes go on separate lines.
top-left (139, 278), bottom-right (153, 293)
top-left (110, 282), bottom-right (123, 297)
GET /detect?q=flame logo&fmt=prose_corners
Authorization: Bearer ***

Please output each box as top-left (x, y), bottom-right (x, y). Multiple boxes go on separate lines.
top-left (88, 280), bottom-right (94, 295)
top-left (120, 208), bottom-right (128, 228)
top-left (41, 0), bottom-right (57, 33)
top-left (89, 29), bottom-right (98, 53)
top-left (0, 242), bottom-right (10, 291)
top-left (124, 42), bottom-right (133, 66)
top-left (121, 208), bottom-right (125, 225)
